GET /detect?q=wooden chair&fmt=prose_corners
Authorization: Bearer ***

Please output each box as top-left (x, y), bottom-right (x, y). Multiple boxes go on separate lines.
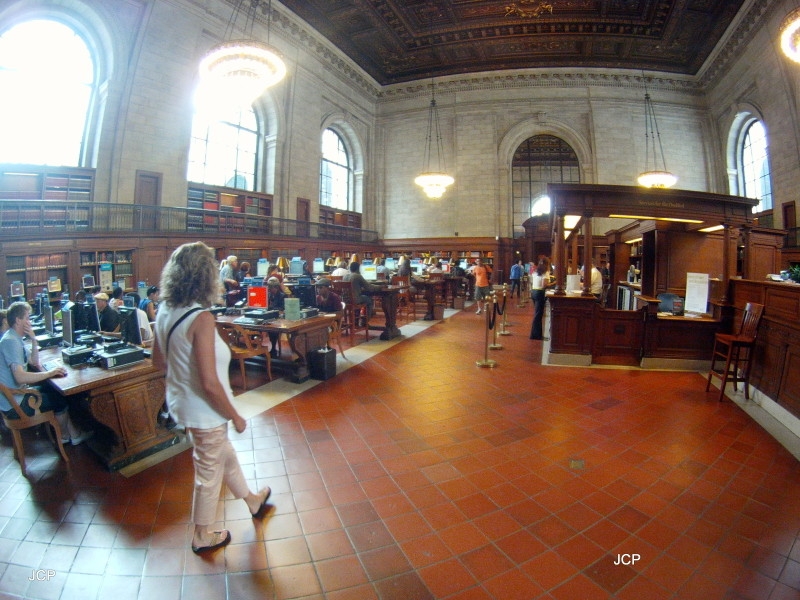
top-left (216, 322), bottom-right (272, 389)
top-left (392, 275), bottom-right (416, 322)
top-left (327, 313), bottom-right (347, 359)
top-left (332, 282), bottom-right (370, 344)
top-left (0, 383), bottom-right (69, 473)
top-left (706, 302), bottom-right (764, 402)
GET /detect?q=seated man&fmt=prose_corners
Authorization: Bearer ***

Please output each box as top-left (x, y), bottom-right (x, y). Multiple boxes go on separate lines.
top-left (343, 261), bottom-right (378, 319)
top-left (315, 278), bottom-right (342, 313)
top-left (0, 302), bottom-right (91, 445)
top-left (94, 292), bottom-right (121, 335)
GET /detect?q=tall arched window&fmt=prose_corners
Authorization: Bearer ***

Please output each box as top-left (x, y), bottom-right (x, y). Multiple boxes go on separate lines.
top-left (187, 104), bottom-right (259, 190)
top-left (320, 128), bottom-right (351, 210)
top-left (0, 20), bottom-right (95, 165)
top-left (511, 135), bottom-right (580, 235)
top-left (741, 121), bottom-right (773, 213)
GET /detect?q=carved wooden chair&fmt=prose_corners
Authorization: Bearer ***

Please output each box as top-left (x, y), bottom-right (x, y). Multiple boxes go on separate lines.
top-left (216, 322), bottom-right (272, 389)
top-left (332, 282), bottom-right (370, 344)
top-left (706, 302), bottom-right (764, 402)
top-left (391, 275), bottom-right (416, 322)
top-left (0, 383), bottom-right (69, 473)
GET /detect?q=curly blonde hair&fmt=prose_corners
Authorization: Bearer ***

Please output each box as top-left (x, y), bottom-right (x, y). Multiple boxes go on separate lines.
top-left (159, 242), bottom-right (222, 308)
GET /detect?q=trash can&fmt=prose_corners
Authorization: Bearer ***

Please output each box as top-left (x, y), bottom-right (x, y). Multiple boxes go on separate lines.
top-left (453, 296), bottom-right (465, 309)
top-left (433, 304), bottom-right (445, 320)
top-left (308, 348), bottom-right (336, 380)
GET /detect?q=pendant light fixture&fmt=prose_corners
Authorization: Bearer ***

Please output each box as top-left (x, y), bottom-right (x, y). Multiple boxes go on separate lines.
top-left (198, 0), bottom-right (286, 108)
top-left (637, 81), bottom-right (677, 189)
top-left (414, 6), bottom-right (454, 199)
top-left (781, 7), bottom-right (800, 63)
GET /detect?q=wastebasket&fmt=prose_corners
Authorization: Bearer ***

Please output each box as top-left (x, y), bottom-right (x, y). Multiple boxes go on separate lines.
top-left (308, 348), bottom-right (336, 380)
top-left (433, 304), bottom-right (445, 320)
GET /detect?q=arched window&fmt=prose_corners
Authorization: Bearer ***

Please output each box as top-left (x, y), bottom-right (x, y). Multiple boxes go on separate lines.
top-left (0, 19), bottom-right (95, 165)
top-left (320, 128), bottom-right (351, 210)
top-left (740, 121), bottom-right (773, 213)
top-left (187, 103), bottom-right (259, 191)
top-left (511, 135), bottom-right (580, 235)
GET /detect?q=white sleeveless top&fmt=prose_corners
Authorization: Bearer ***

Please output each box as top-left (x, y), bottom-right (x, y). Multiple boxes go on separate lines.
top-left (155, 304), bottom-right (232, 429)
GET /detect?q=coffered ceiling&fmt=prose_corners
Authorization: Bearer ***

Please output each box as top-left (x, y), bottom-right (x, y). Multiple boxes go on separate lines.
top-left (277, 0), bottom-right (747, 85)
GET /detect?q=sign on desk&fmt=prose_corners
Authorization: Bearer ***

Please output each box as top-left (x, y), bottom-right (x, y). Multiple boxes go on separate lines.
top-left (685, 272), bottom-right (709, 315)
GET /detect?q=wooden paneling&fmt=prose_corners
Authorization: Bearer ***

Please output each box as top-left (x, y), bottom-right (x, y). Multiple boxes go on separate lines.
top-left (548, 296), bottom-right (595, 355)
top-left (591, 308), bottom-right (642, 365)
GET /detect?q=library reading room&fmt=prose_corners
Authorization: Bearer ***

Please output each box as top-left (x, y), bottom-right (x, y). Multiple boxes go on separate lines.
top-left (2, 1), bottom-right (800, 598)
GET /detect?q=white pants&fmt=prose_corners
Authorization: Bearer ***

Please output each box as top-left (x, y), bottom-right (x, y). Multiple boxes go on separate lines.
top-left (186, 423), bottom-right (250, 526)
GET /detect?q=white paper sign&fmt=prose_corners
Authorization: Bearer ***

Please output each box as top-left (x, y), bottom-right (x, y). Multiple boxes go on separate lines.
top-left (685, 272), bottom-right (709, 314)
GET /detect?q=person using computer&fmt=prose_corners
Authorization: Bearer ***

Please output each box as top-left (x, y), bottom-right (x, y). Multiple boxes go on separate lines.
top-left (139, 286), bottom-right (159, 322)
top-left (314, 278), bottom-right (342, 313)
top-left (0, 301), bottom-right (92, 445)
top-left (330, 259), bottom-right (349, 278)
top-left (343, 261), bottom-right (378, 320)
top-left (152, 242), bottom-right (271, 555)
top-left (94, 292), bottom-right (121, 334)
top-left (236, 261), bottom-right (250, 285)
top-left (427, 261), bottom-right (444, 274)
top-left (109, 287), bottom-right (125, 310)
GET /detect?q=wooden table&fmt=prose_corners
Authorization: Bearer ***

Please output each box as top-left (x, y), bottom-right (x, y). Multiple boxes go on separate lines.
top-left (412, 278), bottom-right (447, 320)
top-left (365, 285), bottom-right (403, 340)
top-left (217, 314), bottom-right (337, 382)
top-left (42, 347), bottom-right (180, 472)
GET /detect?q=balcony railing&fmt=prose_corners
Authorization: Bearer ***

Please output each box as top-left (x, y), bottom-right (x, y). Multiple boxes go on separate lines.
top-left (0, 200), bottom-right (378, 243)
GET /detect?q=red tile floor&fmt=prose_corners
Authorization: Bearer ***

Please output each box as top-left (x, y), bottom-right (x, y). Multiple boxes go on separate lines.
top-left (1, 300), bottom-right (800, 599)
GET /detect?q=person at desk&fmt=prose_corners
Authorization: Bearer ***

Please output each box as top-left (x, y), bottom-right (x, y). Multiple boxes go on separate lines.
top-left (109, 286), bottom-right (125, 310)
top-left (581, 262), bottom-right (603, 297)
top-left (314, 278), bottom-right (342, 313)
top-left (330, 258), bottom-right (349, 278)
top-left (152, 242), bottom-right (271, 554)
top-left (94, 292), bottom-right (121, 334)
top-left (343, 261), bottom-right (378, 320)
top-left (396, 255), bottom-right (411, 278)
top-left (139, 285), bottom-right (159, 322)
top-left (236, 261), bottom-right (250, 285)
top-left (0, 302), bottom-right (92, 445)
top-left (427, 261), bottom-right (444, 274)
top-left (375, 258), bottom-right (388, 278)
top-left (266, 277), bottom-right (286, 358)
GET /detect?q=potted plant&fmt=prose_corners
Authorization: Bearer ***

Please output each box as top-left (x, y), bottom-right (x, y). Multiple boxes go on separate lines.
top-left (789, 264), bottom-right (800, 283)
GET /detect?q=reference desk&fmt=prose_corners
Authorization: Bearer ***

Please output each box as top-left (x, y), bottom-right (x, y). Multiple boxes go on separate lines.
top-left (216, 314), bottom-right (337, 383)
top-left (40, 347), bottom-right (179, 471)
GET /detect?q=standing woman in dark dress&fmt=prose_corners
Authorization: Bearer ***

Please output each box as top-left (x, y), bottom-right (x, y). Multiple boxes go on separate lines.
top-left (530, 260), bottom-right (552, 340)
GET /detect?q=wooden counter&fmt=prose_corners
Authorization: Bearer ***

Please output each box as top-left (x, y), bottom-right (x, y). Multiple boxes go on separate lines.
top-left (730, 279), bottom-right (800, 419)
top-left (42, 347), bottom-right (179, 471)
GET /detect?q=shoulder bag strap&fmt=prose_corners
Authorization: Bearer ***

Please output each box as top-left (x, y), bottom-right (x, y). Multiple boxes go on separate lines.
top-left (164, 307), bottom-right (203, 356)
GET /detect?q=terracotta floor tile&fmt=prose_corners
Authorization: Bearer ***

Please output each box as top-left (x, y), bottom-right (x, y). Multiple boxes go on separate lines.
top-left (2, 306), bottom-right (800, 600)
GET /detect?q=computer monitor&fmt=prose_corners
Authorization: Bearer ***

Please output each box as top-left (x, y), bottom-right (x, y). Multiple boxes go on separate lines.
top-left (47, 277), bottom-right (62, 293)
top-left (85, 302), bottom-right (101, 332)
top-left (441, 260), bottom-right (450, 273)
top-left (123, 295), bottom-right (136, 308)
top-left (248, 286), bottom-right (268, 308)
top-left (10, 282), bottom-right (24, 298)
top-left (459, 260), bottom-right (468, 270)
top-left (43, 304), bottom-right (54, 334)
top-left (289, 259), bottom-right (305, 276)
top-left (413, 264), bottom-right (426, 276)
top-left (362, 259), bottom-right (373, 265)
top-left (61, 304), bottom-right (75, 347)
top-left (82, 274), bottom-right (95, 289)
top-left (384, 257), bottom-right (396, 271)
top-left (118, 307), bottom-right (142, 346)
top-left (362, 265), bottom-right (378, 281)
top-left (292, 284), bottom-right (316, 309)
top-left (34, 293), bottom-right (46, 317)
top-left (312, 258), bottom-right (326, 274)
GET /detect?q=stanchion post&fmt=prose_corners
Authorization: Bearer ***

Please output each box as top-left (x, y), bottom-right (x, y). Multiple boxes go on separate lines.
top-left (499, 284), bottom-right (511, 335)
top-left (476, 293), bottom-right (498, 368)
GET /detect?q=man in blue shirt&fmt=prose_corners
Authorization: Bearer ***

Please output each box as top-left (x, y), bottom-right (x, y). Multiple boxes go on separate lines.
top-left (509, 260), bottom-right (524, 299)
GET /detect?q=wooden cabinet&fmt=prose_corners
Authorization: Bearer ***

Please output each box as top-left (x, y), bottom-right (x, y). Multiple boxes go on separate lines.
top-left (5, 253), bottom-right (68, 301)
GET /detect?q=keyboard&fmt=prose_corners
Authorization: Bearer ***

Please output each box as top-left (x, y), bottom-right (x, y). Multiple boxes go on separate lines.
top-left (42, 359), bottom-right (63, 371)
top-left (233, 317), bottom-right (265, 326)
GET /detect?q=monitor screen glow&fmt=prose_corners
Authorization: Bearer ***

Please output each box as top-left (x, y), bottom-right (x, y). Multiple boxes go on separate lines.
top-left (82, 274), bottom-right (95, 289)
top-left (312, 258), bottom-right (326, 273)
top-left (385, 257), bottom-right (396, 270)
top-left (248, 286), bottom-right (268, 308)
top-left (10, 282), bottom-right (24, 297)
top-left (362, 265), bottom-right (378, 281)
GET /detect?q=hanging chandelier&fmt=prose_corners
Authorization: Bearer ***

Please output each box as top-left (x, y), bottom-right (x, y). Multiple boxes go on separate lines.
top-left (415, 81), bottom-right (454, 199)
top-left (198, 0), bottom-right (286, 108)
top-left (780, 8), bottom-right (800, 63)
top-left (637, 88), bottom-right (677, 189)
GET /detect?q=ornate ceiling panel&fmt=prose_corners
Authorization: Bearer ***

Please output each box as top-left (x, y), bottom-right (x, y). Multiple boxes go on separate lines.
top-left (277, 0), bottom-right (747, 85)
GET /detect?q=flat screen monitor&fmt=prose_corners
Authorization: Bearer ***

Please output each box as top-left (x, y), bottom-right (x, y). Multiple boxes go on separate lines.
top-left (289, 260), bottom-right (305, 276)
top-left (362, 265), bottom-right (378, 281)
top-left (362, 259), bottom-right (373, 265)
top-left (123, 295), bottom-right (136, 308)
top-left (34, 293), bottom-right (45, 317)
top-left (413, 264), bottom-right (426, 276)
top-left (61, 304), bottom-right (75, 346)
top-left (313, 258), bottom-right (326, 273)
top-left (248, 286), bottom-right (268, 308)
top-left (293, 284), bottom-right (316, 309)
top-left (47, 278), bottom-right (62, 293)
top-left (82, 274), bottom-right (95, 289)
top-left (43, 304), bottom-right (54, 334)
top-left (118, 307), bottom-right (142, 346)
top-left (459, 260), bottom-right (468, 270)
top-left (84, 302), bottom-right (101, 332)
top-left (384, 257), bottom-right (396, 270)
top-left (10, 282), bottom-right (24, 298)
top-left (410, 258), bottom-right (421, 267)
